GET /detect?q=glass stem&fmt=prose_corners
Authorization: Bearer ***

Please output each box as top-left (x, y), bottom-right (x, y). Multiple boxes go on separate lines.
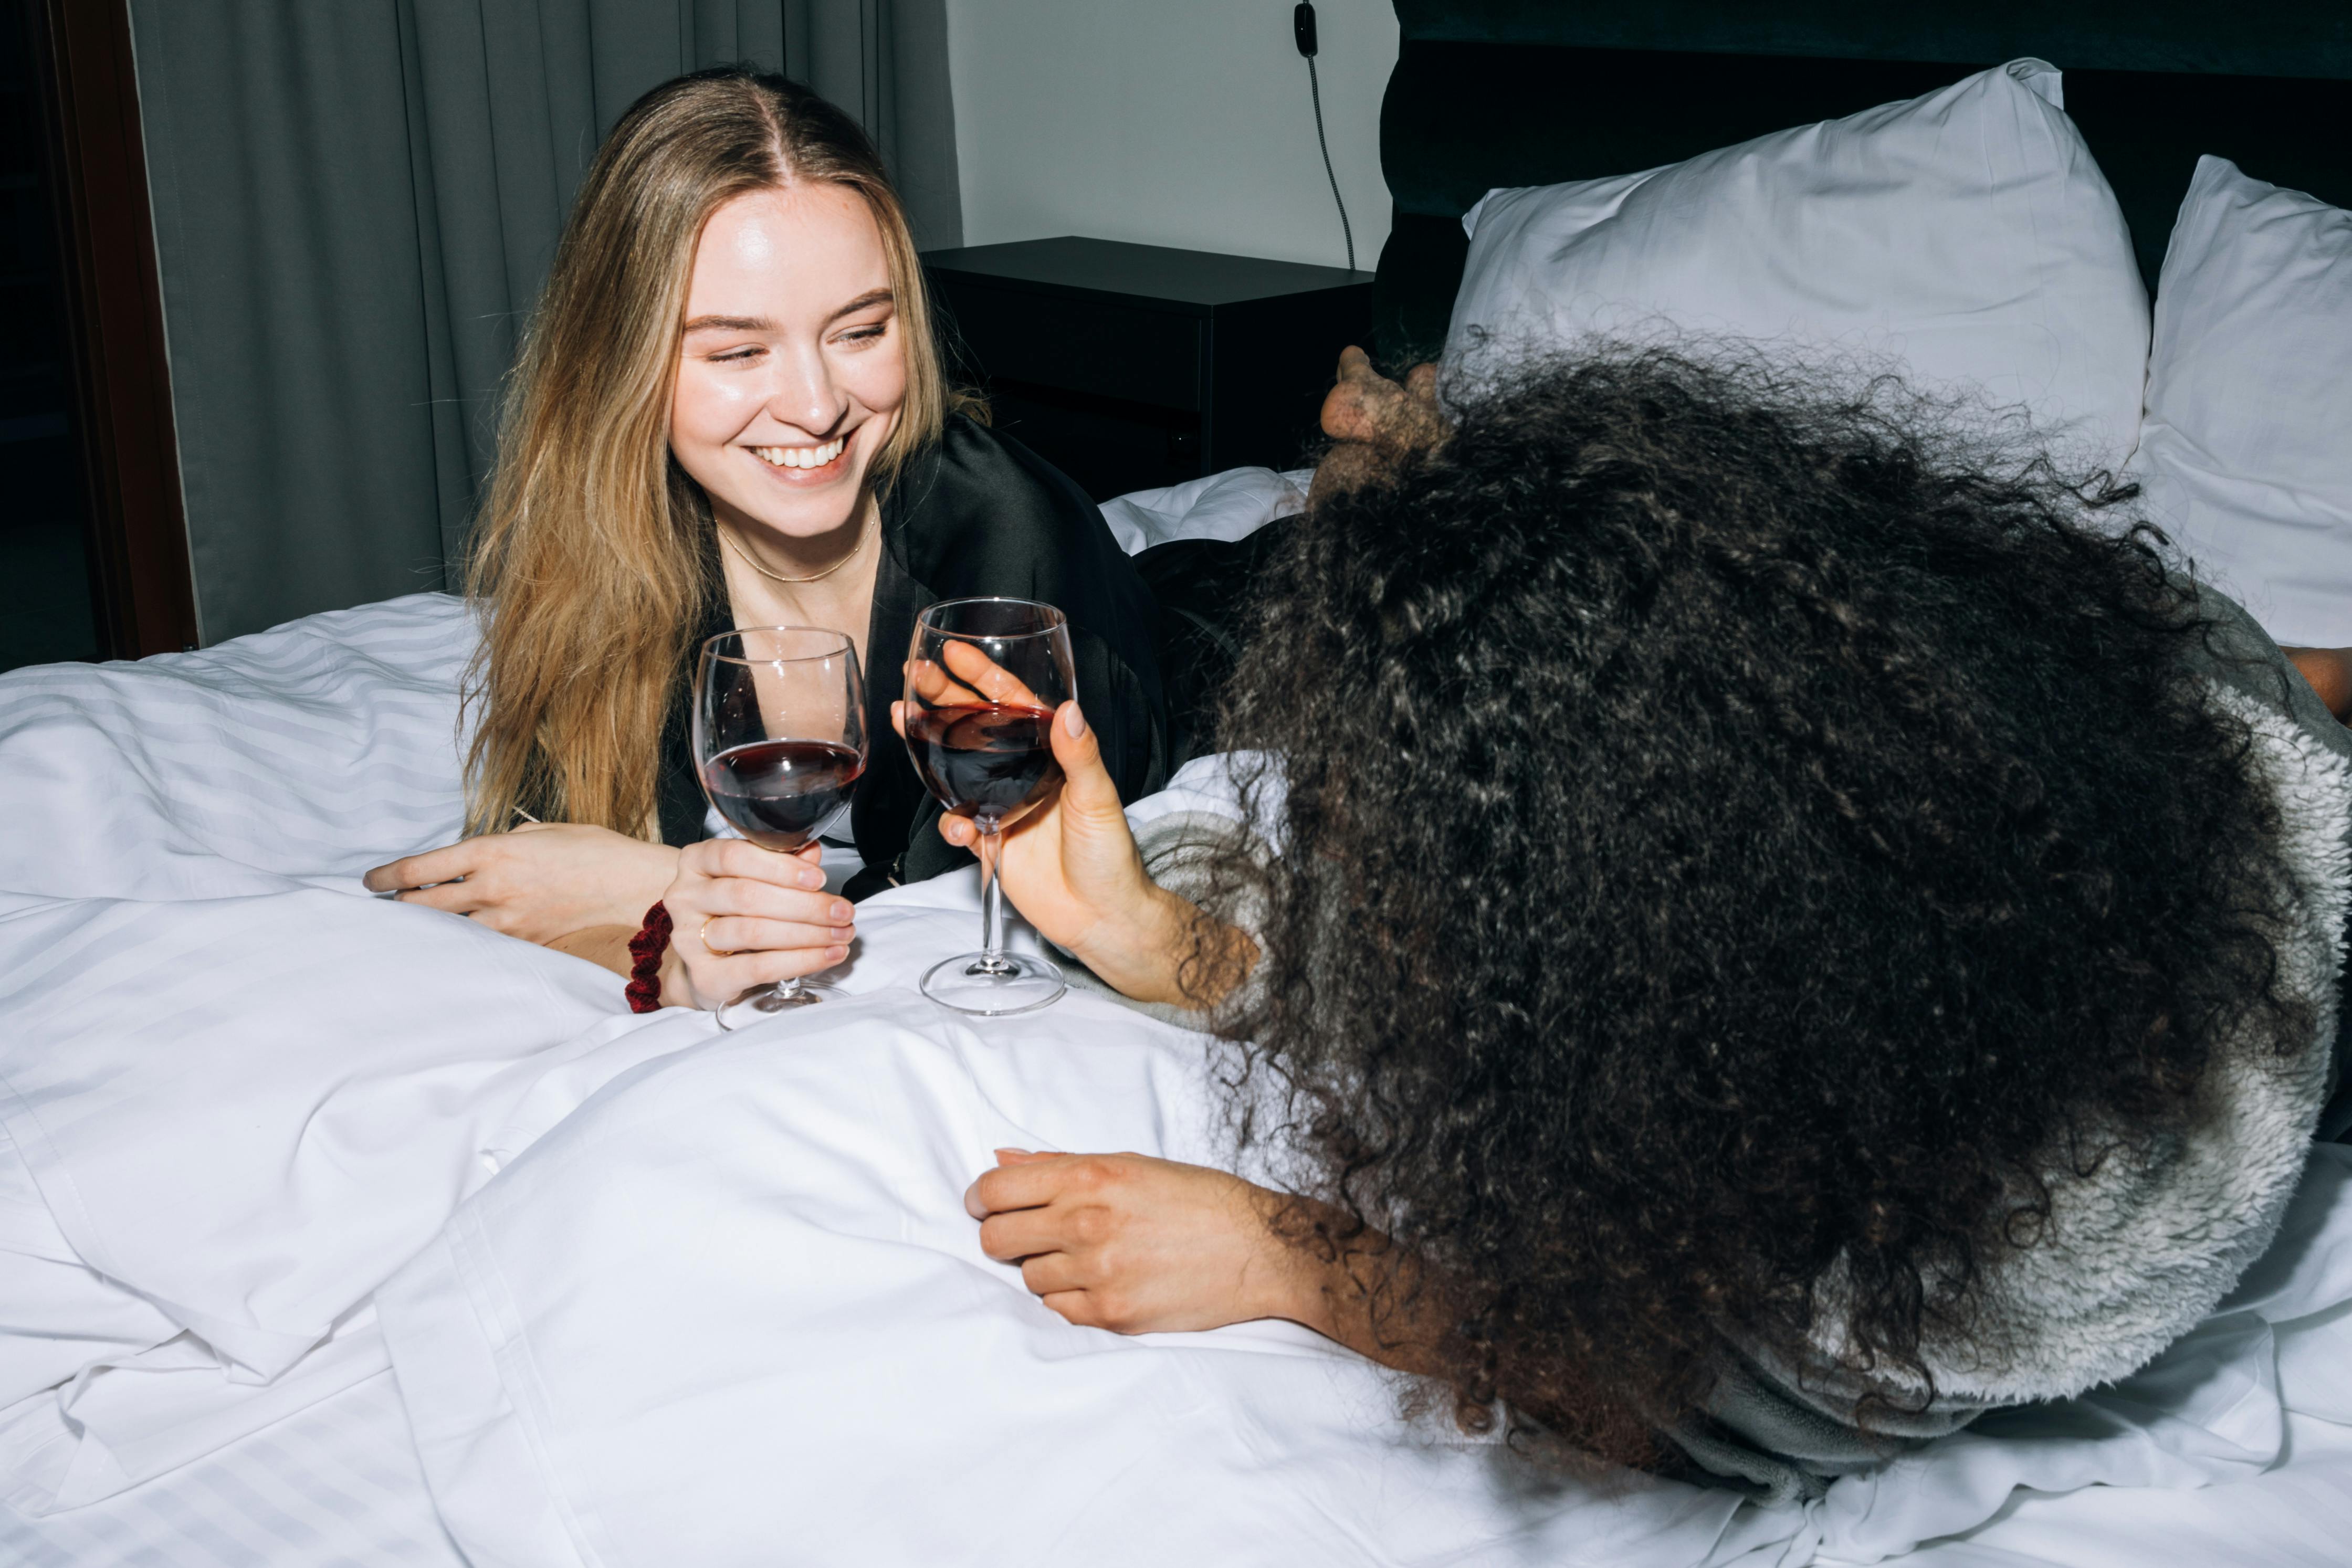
top-left (976, 822), bottom-right (1010, 974)
top-left (772, 843), bottom-right (806, 999)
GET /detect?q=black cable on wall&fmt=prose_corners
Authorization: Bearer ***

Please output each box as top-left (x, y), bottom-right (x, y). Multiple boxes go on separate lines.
top-left (1294, 2), bottom-right (1356, 272)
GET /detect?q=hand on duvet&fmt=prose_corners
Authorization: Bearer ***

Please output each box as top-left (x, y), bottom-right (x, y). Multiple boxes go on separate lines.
top-left (363, 822), bottom-right (680, 941)
top-left (966, 1150), bottom-right (1322, 1335)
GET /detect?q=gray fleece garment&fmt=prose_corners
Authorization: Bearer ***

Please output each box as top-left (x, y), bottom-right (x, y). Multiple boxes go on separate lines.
top-left (1676, 585), bottom-right (2352, 1501)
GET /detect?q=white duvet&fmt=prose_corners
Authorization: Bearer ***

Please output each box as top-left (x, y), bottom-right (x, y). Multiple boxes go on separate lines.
top-left (4, 585), bottom-right (2352, 1566)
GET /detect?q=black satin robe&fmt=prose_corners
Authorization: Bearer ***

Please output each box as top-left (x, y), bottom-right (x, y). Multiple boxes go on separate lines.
top-left (655, 416), bottom-right (1168, 900)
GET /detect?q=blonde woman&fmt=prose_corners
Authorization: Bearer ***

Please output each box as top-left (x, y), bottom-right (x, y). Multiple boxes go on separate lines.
top-left (364, 69), bottom-right (1165, 1007)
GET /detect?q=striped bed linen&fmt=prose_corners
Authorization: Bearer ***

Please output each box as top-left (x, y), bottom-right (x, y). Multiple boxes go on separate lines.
top-left (0, 1373), bottom-right (458, 1568)
top-left (6, 1364), bottom-right (2348, 1568)
top-left (0, 592), bottom-right (475, 903)
top-left (0, 594), bottom-right (478, 1562)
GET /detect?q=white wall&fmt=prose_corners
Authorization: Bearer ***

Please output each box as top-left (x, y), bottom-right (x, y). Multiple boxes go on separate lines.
top-left (942, 0), bottom-right (1396, 271)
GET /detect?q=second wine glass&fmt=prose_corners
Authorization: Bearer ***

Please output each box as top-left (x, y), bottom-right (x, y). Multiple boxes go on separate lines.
top-left (694, 627), bottom-right (867, 1028)
top-left (902, 597), bottom-right (1075, 1016)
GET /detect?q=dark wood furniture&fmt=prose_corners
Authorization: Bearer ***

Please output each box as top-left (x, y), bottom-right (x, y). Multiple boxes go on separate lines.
top-left (921, 236), bottom-right (1372, 502)
top-left (26, 0), bottom-right (196, 658)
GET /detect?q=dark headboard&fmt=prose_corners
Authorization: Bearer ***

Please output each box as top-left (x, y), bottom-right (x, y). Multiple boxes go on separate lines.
top-left (1374, 2), bottom-right (2352, 365)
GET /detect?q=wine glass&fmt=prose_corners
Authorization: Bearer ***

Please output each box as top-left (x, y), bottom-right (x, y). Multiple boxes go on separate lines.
top-left (694, 627), bottom-right (867, 1028)
top-left (902, 597), bottom-right (1075, 1016)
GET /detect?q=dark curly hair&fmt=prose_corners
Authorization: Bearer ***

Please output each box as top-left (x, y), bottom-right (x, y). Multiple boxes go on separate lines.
top-left (1198, 349), bottom-right (2309, 1468)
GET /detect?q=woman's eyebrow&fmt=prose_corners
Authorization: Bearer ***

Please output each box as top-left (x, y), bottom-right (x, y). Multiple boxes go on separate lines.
top-left (826, 288), bottom-right (894, 322)
top-left (679, 290), bottom-right (891, 335)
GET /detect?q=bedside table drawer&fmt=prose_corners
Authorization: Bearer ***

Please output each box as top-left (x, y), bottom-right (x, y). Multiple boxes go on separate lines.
top-left (933, 282), bottom-right (1202, 412)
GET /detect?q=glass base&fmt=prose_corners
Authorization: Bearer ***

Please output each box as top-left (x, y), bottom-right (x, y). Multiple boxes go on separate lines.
top-left (715, 978), bottom-right (834, 1030)
top-left (919, 950), bottom-right (1066, 1017)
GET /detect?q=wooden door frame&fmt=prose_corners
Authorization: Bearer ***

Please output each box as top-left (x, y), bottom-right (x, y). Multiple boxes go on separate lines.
top-left (27, 0), bottom-right (196, 657)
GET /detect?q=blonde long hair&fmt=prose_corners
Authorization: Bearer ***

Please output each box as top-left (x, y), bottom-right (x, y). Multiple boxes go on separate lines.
top-left (462, 69), bottom-right (949, 838)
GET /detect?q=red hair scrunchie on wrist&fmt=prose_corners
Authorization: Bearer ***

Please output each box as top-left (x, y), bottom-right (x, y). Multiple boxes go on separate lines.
top-left (625, 901), bottom-right (673, 1014)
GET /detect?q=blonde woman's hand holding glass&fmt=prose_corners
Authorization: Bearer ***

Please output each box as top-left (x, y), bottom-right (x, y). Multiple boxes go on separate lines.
top-left (652, 837), bottom-right (854, 1009)
top-left (370, 826), bottom-right (851, 1004)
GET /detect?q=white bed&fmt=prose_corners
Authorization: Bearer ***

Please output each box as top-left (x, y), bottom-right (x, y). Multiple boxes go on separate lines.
top-left (0, 1373), bottom-right (463, 1568)
top-left (1, 577), bottom-right (2349, 1568)
top-left (10, 56), bottom-right (2352, 1567)
top-left (9, 1319), bottom-right (2350, 1568)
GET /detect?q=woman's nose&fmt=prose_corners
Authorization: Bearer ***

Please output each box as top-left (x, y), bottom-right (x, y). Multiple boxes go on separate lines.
top-left (768, 340), bottom-right (847, 436)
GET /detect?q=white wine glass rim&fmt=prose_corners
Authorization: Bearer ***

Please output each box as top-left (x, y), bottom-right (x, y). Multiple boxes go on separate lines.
top-left (702, 625), bottom-right (857, 666)
top-left (916, 596), bottom-right (1069, 640)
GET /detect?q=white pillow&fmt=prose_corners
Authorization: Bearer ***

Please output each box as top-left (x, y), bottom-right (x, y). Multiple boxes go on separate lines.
top-left (2128, 157), bottom-right (2352, 647)
top-left (1447, 60), bottom-right (2150, 469)
top-left (1098, 466), bottom-right (1310, 555)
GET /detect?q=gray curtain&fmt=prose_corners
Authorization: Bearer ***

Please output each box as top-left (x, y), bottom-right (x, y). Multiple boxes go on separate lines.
top-left (127, 0), bottom-right (963, 645)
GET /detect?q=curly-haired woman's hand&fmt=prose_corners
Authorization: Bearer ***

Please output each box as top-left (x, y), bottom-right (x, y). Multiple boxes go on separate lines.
top-left (966, 1150), bottom-right (1323, 1335)
top-left (967, 1150), bottom-right (1458, 1383)
top-left (895, 687), bottom-right (1217, 1008)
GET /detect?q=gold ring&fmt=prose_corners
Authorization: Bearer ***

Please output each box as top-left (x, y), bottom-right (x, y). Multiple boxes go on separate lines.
top-left (699, 915), bottom-right (737, 958)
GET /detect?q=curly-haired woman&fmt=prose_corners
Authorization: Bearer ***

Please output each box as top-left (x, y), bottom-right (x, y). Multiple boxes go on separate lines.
top-left (362, 69), bottom-right (1164, 1009)
top-left (946, 349), bottom-right (2352, 1498)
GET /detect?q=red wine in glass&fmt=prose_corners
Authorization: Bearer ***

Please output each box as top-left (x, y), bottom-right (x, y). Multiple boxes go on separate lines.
top-left (901, 703), bottom-right (1059, 828)
top-left (702, 739), bottom-right (866, 851)
top-left (692, 627), bottom-right (867, 1027)
top-left (903, 598), bottom-right (1076, 1016)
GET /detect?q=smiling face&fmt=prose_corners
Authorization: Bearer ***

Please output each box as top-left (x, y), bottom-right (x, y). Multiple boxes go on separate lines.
top-left (669, 183), bottom-right (907, 542)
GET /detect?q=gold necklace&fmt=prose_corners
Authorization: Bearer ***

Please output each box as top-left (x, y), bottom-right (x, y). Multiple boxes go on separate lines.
top-left (717, 512), bottom-right (873, 586)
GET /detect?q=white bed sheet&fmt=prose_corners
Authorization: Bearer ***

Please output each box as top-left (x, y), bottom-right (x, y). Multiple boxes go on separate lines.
top-left (366, 923), bottom-right (2352, 1567)
top-left (2, 488), bottom-right (2349, 1565)
top-left (0, 1372), bottom-right (462, 1568)
top-left (7, 1353), bottom-right (2347, 1568)
top-left (0, 594), bottom-right (711, 1511)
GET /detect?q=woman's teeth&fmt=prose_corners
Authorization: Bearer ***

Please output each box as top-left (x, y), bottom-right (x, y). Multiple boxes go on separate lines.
top-left (753, 437), bottom-right (847, 470)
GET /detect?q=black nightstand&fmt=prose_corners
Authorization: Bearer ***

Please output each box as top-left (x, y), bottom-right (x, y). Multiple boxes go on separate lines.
top-left (920, 236), bottom-right (1374, 502)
